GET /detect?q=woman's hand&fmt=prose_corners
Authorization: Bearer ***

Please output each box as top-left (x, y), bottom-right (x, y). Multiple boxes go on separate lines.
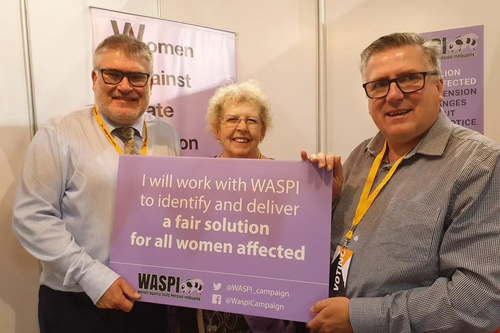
top-left (301, 151), bottom-right (343, 202)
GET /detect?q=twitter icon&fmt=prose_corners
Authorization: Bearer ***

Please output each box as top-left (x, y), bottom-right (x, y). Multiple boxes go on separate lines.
top-left (213, 283), bottom-right (221, 291)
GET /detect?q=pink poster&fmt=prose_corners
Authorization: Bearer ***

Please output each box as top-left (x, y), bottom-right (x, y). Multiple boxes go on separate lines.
top-left (110, 156), bottom-right (333, 322)
top-left (425, 25), bottom-right (484, 133)
top-left (91, 7), bottom-right (237, 156)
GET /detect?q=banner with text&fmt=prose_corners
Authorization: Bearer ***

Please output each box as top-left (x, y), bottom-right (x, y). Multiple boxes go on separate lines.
top-left (425, 25), bottom-right (484, 133)
top-left (110, 156), bottom-right (332, 322)
top-left (90, 7), bottom-right (236, 156)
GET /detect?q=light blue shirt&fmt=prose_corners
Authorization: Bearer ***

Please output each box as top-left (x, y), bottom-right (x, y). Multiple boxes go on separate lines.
top-left (13, 106), bottom-right (181, 304)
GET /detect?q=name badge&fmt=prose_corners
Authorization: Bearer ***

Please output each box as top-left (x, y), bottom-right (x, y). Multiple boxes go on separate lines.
top-left (329, 245), bottom-right (353, 297)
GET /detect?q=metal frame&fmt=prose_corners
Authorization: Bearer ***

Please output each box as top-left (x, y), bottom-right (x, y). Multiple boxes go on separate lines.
top-left (20, 0), bottom-right (37, 137)
top-left (317, 0), bottom-right (327, 152)
top-left (19, 0), bottom-right (323, 150)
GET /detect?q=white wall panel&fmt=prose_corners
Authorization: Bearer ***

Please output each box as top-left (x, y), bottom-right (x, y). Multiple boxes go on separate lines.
top-left (326, 0), bottom-right (500, 159)
top-left (0, 0), bottom-right (39, 332)
top-left (28, 0), bottom-right (159, 126)
top-left (0, 1), bottom-right (158, 332)
top-left (160, 0), bottom-right (319, 160)
top-left (7, 0), bottom-right (499, 330)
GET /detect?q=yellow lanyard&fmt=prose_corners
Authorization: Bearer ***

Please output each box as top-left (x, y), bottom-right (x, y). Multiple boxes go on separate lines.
top-left (343, 141), bottom-right (409, 247)
top-left (92, 105), bottom-right (148, 155)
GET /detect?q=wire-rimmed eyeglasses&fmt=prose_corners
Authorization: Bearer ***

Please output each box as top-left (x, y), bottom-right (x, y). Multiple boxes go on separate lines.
top-left (222, 115), bottom-right (261, 128)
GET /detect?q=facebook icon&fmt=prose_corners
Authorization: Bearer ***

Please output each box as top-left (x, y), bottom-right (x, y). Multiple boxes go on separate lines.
top-left (212, 294), bottom-right (221, 305)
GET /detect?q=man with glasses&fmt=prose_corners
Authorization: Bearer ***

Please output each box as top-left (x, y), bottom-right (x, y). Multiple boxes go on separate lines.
top-left (13, 34), bottom-right (181, 332)
top-left (304, 32), bottom-right (500, 332)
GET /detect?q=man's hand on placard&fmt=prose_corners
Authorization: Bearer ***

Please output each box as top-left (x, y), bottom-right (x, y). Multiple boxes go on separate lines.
top-left (301, 151), bottom-right (343, 202)
top-left (96, 277), bottom-right (141, 312)
top-left (307, 297), bottom-right (353, 333)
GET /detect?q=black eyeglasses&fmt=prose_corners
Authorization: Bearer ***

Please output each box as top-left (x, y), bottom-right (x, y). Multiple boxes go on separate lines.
top-left (362, 71), bottom-right (439, 99)
top-left (97, 68), bottom-right (151, 87)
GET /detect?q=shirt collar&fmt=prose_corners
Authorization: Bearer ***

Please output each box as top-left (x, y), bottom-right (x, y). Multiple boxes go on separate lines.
top-left (366, 109), bottom-right (454, 159)
top-left (100, 111), bottom-right (145, 138)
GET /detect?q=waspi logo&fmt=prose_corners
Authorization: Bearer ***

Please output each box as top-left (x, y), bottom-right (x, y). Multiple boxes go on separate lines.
top-left (431, 32), bottom-right (479, 57)
top-left (138, 273), bottom-right (181, 292)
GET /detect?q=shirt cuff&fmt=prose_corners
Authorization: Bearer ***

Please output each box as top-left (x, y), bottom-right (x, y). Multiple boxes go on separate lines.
top-left (78, 261), bottom-right (120, 304)
top-left (349, 297), bottom-right (387, 333)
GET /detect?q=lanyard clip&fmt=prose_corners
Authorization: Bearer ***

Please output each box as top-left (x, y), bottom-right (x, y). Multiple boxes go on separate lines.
top-left (342, 238), bottom-right (350, 249)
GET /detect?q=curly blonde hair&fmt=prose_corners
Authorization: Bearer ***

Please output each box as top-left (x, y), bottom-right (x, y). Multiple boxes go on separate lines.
top-left (206, 80), bottom-right (272, 136)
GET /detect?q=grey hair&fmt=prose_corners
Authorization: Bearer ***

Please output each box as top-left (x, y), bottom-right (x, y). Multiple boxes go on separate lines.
top-left (93, 34), bottom-right (154, 73)
top-left (360, 32), bottom-right (441, 80)
top-left (206, 79), bottom-right (273, 135)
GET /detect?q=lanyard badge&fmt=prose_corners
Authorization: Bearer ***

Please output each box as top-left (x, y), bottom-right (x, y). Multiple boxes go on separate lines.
top-left (330, 245), bottom-right (353, 297)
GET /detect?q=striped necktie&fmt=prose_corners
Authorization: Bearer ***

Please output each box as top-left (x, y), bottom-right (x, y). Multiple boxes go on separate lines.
top-left (115, 127), bottom-right (138, 155)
